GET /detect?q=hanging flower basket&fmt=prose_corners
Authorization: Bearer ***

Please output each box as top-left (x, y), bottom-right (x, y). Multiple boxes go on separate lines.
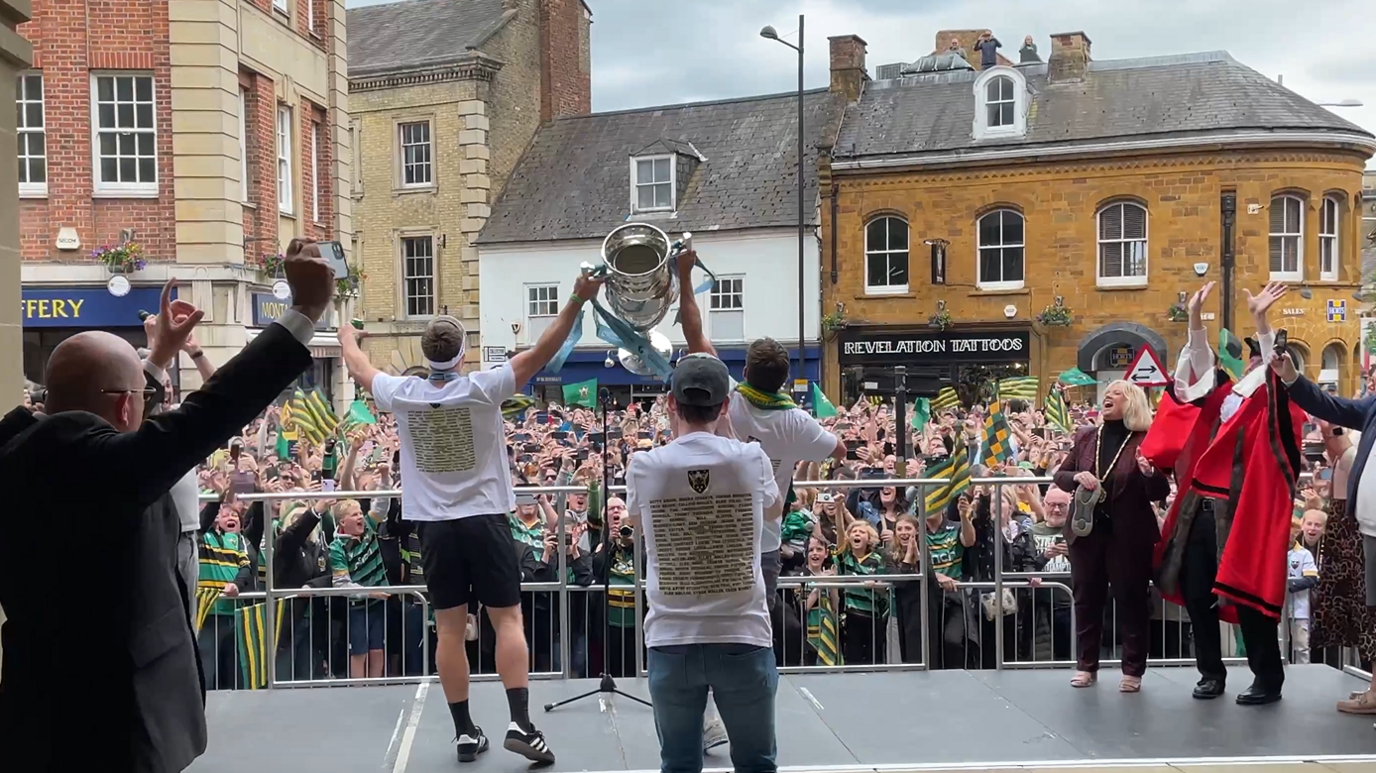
top-left (93, 243), bottom-right (147, 274)
top-left (1036, 304), bottom-right (1073, 327)
top-left (1166, 303), bottom-right (1189, 323)
top-left (821, 310), bottom-right (848, 334)
top-left (257, 252), bottom-right (285, 277)
top-left (928, 308), bottom-right (952, 330)
top-left (336, 263), bottom-right (366, 299)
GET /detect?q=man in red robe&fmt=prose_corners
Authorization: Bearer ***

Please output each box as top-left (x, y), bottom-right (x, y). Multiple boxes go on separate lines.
top-left (1145, 282), bottom-right (1295, 705)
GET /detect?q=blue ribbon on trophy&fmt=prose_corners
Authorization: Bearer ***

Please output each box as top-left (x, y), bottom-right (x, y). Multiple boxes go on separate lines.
top-left (547, 223), bottom-right (716, 381)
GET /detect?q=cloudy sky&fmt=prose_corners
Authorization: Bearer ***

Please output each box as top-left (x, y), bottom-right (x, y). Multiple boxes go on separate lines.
top-left (349, 0), bottom-right (1375, 161)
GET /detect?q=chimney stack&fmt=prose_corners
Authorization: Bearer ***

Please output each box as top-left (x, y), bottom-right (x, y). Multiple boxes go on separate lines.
top-left (829, 35), bottom-right (868, 102)
top-left (1048, 31), bottom-right (1092, 83)
top-left (538, 0), bottom-right (592, 121)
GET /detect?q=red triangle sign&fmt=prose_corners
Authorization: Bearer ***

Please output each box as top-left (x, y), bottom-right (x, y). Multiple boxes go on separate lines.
top-left (1126, 345), bottom-right (1169, 387)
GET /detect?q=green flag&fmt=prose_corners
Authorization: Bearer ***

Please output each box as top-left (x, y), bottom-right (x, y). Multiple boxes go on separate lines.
top-left (811, 383), bottom-right (837, 418)
top-left (563, 378), bottom-right (598, 409)
top-left (1219, 329), bottom-right (1245, 381)
top-left (345, 399), bottom-right (376, 426)
top-left (1057, 367), bottom-right (1097, 387)
top-left (501, 394), bottom-right (536, 419)
top-left (235, 599), bottom-right (288, 689)
top-left (911, 398), bottom-right (930, 430)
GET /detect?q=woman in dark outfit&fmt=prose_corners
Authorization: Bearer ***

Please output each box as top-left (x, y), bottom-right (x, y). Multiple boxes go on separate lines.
top-left (1054, 380), bottom-right (1170, 692)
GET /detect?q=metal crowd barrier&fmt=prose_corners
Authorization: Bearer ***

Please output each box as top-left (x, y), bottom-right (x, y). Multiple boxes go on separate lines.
top-left (187, 474), bottom-right (1343, 689)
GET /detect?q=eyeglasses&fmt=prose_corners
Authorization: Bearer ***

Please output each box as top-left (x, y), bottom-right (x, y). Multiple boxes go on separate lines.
top-left (101, 387), bottom-right (159, 398)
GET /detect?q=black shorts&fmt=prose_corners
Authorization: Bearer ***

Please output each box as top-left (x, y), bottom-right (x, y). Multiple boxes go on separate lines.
top-left (419, 514), bottom-right (522, 611)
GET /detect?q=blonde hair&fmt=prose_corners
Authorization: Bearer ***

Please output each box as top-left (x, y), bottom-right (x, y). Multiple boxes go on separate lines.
top-left (841, 520), bottom-right (880, 558)
top-left (1105, 380), bottom-right (1152, 432)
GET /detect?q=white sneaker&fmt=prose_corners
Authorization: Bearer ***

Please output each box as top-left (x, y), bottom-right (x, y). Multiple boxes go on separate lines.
top-left (702, 716), bottom-right (728, 753)
top-left (465, 613), bottom-right (478, 642)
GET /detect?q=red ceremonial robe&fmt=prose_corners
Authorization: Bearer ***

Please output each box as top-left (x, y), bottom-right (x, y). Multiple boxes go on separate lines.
top-left (1152, 368), bottom-right (1303, 622)
top-left (1148, 373), bottom-right (1233, 615)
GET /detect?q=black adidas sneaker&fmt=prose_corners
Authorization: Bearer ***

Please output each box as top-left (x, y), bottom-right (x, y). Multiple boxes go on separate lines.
top-left (503, 722), bottom-right (556, 764)
top-left (457, 727), bottom-right (489, 763)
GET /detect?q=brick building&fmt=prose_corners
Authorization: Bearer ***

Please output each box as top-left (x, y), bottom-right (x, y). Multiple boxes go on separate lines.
top-left (15, 0), bottom-right (354, 402)
top-left (819, 32), bottom-right (1376, 403)
top-left (348, 0), bottom-right (590, 373)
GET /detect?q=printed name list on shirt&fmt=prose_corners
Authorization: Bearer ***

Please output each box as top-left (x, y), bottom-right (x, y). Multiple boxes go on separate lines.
top-left (407, 406), bottom-right (478, 474)
top-left (650, 493), bottom-right (755, 596)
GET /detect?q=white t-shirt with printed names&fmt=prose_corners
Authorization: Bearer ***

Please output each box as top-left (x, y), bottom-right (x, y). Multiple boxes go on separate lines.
top-left (371, 364), bottom-right (517, 521)
top-left (627, 432), bottom-right (780, 649)
top-left (728, 396), bottom-right (839, 552)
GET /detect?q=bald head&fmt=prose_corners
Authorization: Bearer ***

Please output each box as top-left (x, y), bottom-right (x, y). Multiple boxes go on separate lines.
top-left (44, 331), bottom-right (147, 430)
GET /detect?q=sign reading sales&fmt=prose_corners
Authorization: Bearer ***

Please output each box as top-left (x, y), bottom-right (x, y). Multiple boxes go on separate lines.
top-left (838, 330), bottom-right (1030, 364)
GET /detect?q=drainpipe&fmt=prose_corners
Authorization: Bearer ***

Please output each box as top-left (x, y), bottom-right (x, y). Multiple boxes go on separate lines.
top-left (1221, 192), bottom-right (1237, 333)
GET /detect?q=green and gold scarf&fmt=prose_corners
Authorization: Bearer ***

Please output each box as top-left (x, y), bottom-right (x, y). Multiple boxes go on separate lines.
top-left (735, 383), bottom-right (795, 410)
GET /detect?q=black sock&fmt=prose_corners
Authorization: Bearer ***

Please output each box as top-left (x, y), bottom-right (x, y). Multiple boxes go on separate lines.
top-left (449, 700), bottom-right (477, 737)
top-left (506, 687), bottom-right (532, 732)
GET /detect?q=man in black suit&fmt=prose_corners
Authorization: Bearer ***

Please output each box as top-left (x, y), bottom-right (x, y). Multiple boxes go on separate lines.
top-left (0, 240), bottom-right (334, 773)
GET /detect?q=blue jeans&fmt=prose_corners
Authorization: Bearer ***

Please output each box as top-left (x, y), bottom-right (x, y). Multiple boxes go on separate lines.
top-left (647, 643), bottom-right (778, 773)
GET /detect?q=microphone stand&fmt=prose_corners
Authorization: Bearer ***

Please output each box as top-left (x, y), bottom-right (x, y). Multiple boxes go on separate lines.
top-left (545, 387), bottom-right (651, 711)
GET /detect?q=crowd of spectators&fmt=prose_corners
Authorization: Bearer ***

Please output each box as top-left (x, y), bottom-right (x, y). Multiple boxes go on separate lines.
top-left (141, 380), bottom-right (1348, 689)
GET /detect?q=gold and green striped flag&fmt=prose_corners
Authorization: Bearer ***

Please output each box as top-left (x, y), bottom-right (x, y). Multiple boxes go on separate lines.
top-left (302, 389), bottom-right (339, 436)
top-left (501, 394), bottom-right (536, 419)
top-left (811, 590), bottom-right (843, 666)
top-left (194, 587), bottom-right (222, 631)
top-left (285, 393), bottom-right (324, 445)
top-left (931, 386), bottom-right (960, 412)
top-left (236, 599), bottom-right (290, 690)
top-left (923, 442), bottom-right (971, 514)
top-left (1044, 388), bottom-right (1071, 433)
top-left (998, 375), bottom-right (1039, 402)
top-left (980, 401), bottom-right (1015, 468)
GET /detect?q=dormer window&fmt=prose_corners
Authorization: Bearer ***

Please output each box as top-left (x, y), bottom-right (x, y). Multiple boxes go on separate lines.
top-left (972, 66), bottom-right (1028, 141)
top-left (631, 155), bottom-right (674, 213)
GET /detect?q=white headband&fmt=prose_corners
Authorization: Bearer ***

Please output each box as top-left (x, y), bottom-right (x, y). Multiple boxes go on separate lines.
top-left (427, 352), bottom-right (464, 371)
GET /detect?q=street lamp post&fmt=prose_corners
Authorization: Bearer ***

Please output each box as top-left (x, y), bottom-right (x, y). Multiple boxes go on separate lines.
top-left (761, 15), bottom-right (806, 397)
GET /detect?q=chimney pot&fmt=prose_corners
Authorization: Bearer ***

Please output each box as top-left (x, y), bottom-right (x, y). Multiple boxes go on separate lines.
top-left (1048, 31), bottom-right (1092, 82)
top-left (828, 34), bottom-right (868, 102)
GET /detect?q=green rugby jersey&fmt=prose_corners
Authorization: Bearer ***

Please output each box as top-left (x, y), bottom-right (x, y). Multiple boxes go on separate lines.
top-left (836, 549), bottom-right (888, 618)
top-left (607, 547), bottom-right (637, 628)
top-left (328, 517), bottom-right (389, 605)
top-left (509, 514), bottom-right (546, 561)
top-left (926, 522), bottom-right (965, 580)
top-left (199, 530), bottom-right (249, 617)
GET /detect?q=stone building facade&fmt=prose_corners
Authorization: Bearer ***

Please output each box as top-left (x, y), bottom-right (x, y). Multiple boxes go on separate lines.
top-left (348, 0), bottom-right (590, 374)
top-left (820, 33), bottom-right (1376, 402)
top-left (16, 0), bottom-right (354, 403)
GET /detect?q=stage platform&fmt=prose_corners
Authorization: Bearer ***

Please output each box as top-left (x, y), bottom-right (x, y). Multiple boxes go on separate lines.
top-left (191, 665), bottom-right (1376, 773)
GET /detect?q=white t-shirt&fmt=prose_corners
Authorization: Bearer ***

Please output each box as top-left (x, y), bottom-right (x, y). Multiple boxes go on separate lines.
top-left (372, 364), bottom-right (517, 521)
top-left (627, 431), bottom-right (779, 648)
top-left (728, 395), bottom-right (839, 552)
top-left (1288, 545), bottom-right (1318, 619)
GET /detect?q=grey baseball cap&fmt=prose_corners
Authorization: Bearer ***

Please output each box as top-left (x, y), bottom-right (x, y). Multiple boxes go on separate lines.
top-left (671, 354), bottom-right (730, 407)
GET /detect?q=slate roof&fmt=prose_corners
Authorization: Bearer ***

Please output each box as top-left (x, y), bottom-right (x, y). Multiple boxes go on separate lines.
top-left (347, 0), bottom-right (509, 77)
top-left (835, 51), bottom-right (1373, 161)
top-left (477, 89), bottom-right (837, 244)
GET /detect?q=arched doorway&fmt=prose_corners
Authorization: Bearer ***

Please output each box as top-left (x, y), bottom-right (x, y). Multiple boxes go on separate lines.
top-left (1320, 341), bottom-right (1346, 390)
top-left (1077, 322), bottom-right (1169, 404)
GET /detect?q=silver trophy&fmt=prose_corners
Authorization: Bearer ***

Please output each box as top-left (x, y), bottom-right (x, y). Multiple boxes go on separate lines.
top-left (596, 223), bottom-right (692, 376)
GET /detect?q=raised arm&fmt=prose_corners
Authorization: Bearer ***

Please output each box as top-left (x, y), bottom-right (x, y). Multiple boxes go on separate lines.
top-left (92, 251), bottom-right (331, 509)
top-left (509, 271), bottom-right (606, 386)
top-left (1174, 282), bottom-right (1218, 403)
top-left (676, 250), bottom-right (715, 357)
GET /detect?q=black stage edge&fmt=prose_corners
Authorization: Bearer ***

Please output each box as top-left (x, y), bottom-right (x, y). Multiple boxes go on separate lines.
top-left (190, 665), bottom-right (1376, 773)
